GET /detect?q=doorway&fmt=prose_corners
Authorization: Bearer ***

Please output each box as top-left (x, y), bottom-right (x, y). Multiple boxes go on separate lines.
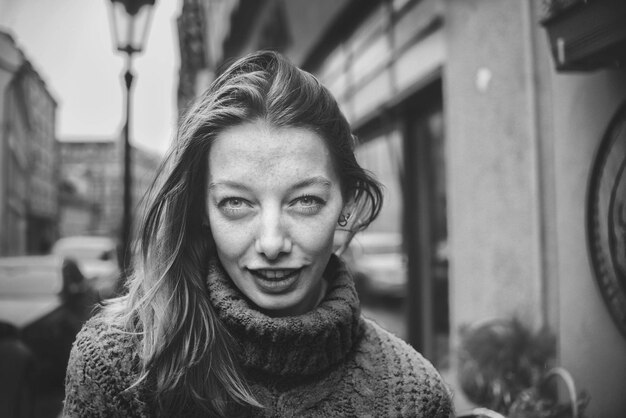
top-left (404, 81), bottom-right (449, 367)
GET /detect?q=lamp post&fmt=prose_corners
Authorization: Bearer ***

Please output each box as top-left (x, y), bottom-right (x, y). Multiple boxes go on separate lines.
top-left (107, 0), bottom-right (156, 273)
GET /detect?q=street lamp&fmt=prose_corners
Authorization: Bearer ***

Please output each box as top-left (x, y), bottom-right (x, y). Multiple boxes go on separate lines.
top-left (106, 0), bottom-right (156, 272)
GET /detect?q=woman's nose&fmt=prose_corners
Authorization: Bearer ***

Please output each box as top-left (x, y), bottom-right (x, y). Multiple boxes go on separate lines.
top-left (254, 211), bottom-right (292, 260)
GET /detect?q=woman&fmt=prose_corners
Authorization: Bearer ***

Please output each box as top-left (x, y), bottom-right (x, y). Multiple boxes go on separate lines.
top-left (63, 51), bottom-right (453, 417)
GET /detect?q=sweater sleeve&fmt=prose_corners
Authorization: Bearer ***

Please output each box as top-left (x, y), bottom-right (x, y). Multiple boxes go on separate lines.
top-left (360, 317), bottom-right (455, 418)
top-left (62, 317), bottom-right (147, 418)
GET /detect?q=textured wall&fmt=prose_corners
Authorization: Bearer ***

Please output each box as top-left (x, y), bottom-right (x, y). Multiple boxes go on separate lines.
top-left (552, 70), bottom-right (626, 417)
top-left (445, 0), bottom-right (545, 333)
top-left (445, 1), bottom-right (626, 415)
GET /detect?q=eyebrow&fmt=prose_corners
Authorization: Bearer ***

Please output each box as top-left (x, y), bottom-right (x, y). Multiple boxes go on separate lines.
top-left (290, 176), bottom-right (332, 190)
top-left (208, 176), bottom-right (332, 191)
top-left (207, 180), bottom-right (249, 191)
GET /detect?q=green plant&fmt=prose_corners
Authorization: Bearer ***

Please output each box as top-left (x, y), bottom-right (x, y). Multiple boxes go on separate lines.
top-left (457, 318), bottom-right (589, 417)
top-left (508, 368), bottom-right (590, 418)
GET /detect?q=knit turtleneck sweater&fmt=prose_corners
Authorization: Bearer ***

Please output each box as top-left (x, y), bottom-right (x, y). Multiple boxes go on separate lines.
top-left (206, 256), bottom-right (361, 379)
top-left (63, 256), bottom-right (453, 417)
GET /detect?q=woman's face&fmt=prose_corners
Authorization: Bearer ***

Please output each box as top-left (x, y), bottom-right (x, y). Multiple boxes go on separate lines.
top-left (206, 119), bottom-right (345, 316)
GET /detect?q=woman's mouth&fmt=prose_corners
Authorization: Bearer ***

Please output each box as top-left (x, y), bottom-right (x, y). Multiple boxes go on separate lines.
top-left (249, 268), bottom-right (302, 293)
top-left (252, 269), bottom-right (300, 280)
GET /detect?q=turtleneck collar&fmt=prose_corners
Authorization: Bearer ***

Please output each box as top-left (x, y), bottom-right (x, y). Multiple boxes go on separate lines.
top-left (206, 254), bottom-right (363, 377)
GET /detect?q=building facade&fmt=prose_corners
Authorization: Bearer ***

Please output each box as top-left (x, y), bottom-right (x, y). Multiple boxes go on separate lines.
top-left (177, 1), bottom-right (626, 415)
top-left (176, 0), bottom-right (350, 111)
top-left (58, 139), bottom-right (162, 240)
top-left (0, 31), bottom-right (58, 256)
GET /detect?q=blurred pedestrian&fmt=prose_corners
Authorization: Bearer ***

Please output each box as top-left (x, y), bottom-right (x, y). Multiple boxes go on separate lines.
top-left (63, 50), bottom-right (453, 417)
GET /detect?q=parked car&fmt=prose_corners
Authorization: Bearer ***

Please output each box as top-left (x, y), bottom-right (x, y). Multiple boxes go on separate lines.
top-left (51, 236), bottom-right (121, 299)
top-left (0, 255), bottom-right (97, 416)
top-left (343, 232), bottom-right (407, 301)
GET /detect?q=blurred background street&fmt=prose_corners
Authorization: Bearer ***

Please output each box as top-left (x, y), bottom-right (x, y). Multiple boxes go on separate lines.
top-left (1, 0), bottom-right (626, 417)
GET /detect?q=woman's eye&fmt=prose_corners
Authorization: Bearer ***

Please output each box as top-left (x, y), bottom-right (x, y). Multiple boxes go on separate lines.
top-left (225, 198), bottom-right (243, 207)
top-left (291, 195), bottom-right (325, 214)
top-left (218, 197), bottom-right (252, 217)
top-left (299, 196), bottom-right (317, 206)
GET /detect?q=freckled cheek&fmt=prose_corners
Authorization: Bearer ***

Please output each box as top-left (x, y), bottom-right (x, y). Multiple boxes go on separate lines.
top-left (207, 213), bottom-right (252, 260)
top-left (294, 217), bottom-right (338, 255)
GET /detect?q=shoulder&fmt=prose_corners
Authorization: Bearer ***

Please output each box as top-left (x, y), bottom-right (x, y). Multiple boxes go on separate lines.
top-left (69, 312), bottom-right (139, 382)
top-left (355, 317), bottom-right (453, 417)
top-left (74, 312), bottom-right (136, 355)
top-left (63, 312), bottom-right (148, 417)
top-left (359, 317), bottom-right (441, 379)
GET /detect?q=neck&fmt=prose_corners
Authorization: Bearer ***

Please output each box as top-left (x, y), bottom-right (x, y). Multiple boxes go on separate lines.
top-left (206, 254), bottom-right (363, 376)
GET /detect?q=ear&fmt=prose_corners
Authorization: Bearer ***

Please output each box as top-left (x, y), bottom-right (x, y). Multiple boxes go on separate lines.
top-left (333, 200), bottom-right (357, 256)
top-left (340, 198), bottom-right (357, 225)
top-left (341, 196), bottom-right (356, 215)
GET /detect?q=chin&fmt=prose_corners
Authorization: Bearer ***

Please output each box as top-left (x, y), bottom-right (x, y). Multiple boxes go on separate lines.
top-left (256, 299), bottom-right (298, 317)
top-left (253, 294), bottom-right (306, 317)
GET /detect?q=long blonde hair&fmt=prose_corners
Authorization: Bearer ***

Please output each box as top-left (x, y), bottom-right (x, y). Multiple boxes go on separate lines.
top-left (104, 51), bottom-right (383, 416)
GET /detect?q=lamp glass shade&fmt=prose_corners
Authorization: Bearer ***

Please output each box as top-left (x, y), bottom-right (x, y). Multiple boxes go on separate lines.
top-left (108, 0), bottom-right (156, 54)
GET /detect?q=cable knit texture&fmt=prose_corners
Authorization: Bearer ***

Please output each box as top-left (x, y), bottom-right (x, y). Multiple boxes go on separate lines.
top-left (63, 255), bottom-right (453, 417)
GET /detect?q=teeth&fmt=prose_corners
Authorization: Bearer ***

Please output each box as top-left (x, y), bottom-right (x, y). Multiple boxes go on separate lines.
top-left (257, 269), bottom-right (295, 280)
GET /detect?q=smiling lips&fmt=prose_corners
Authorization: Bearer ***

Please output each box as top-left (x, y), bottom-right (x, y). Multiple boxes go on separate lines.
top-left (250, 268), bottom-right (302, 281)
top-left (248, 268), bottom-right (303, 293)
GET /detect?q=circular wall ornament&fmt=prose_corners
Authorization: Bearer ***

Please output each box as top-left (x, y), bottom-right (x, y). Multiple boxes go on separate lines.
top-left (587, 100), bottom-right (626, 339)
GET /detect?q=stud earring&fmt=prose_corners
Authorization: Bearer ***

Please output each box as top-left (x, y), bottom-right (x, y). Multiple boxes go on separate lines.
top-left (338, 213), bottom-right (351, 227)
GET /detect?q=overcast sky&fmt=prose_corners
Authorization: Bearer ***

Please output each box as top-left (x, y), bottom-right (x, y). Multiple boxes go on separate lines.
top-left (0, 0), bottom-right (181, 156)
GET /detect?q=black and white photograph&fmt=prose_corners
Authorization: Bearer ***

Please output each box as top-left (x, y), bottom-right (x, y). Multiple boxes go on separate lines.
top-left (0, 0), bottom-right (625, 417)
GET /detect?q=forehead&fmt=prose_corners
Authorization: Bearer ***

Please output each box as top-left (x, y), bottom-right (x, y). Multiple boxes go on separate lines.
top-left (207, 120), bottom-right (338, 185)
